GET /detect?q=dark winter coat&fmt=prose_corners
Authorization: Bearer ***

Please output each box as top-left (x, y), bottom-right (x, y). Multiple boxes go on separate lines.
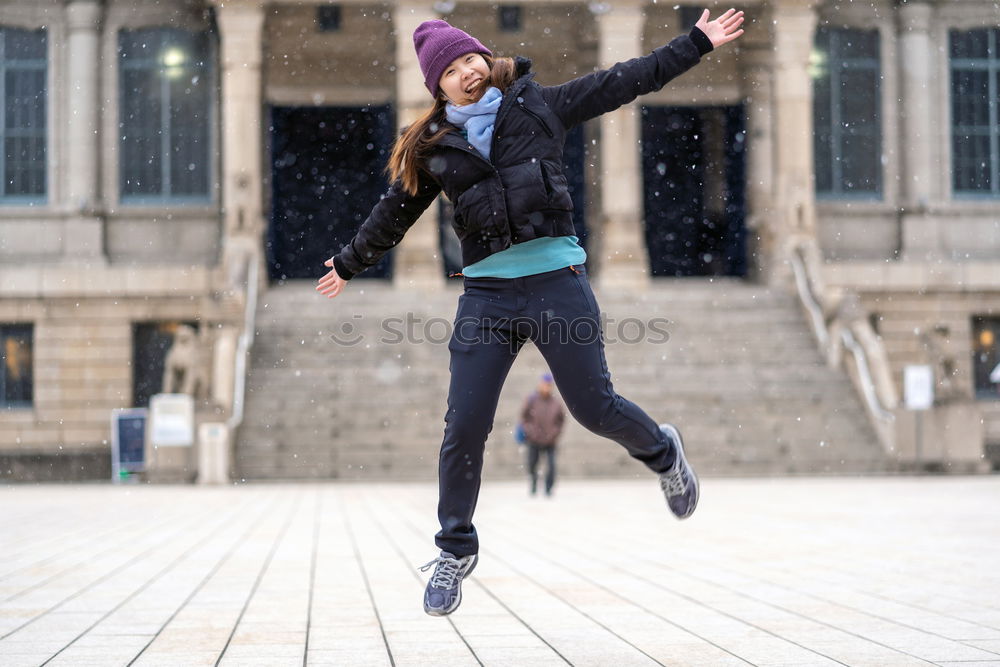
top-left (332, 26), bottom-right (714, 280)
top-left (521, 392), bottom-right (565, 448)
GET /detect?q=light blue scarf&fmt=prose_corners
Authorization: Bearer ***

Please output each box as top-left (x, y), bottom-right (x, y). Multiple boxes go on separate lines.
top-left (445, 86), bottom-right (503, 160)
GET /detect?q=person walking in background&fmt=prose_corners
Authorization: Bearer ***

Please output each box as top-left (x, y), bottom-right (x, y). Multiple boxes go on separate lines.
top-left (521, 373), bottom-right (564, 497)
top-left (316, 8), bottom-right (745, 617)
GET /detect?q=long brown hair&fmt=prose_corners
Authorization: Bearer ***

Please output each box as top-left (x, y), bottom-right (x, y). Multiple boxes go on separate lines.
top-left (386, 54), bottom-right (518, 195)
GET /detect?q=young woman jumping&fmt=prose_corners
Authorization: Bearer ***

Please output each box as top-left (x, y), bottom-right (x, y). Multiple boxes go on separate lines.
top-left (316, 8), bottom-right (745, 616)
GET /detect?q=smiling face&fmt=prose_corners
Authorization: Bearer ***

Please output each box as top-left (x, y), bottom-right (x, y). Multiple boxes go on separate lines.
top-left (437, 52), bottom-right (490, 106)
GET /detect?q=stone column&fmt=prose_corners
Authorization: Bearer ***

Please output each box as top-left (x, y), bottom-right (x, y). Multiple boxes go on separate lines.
top-left (768, 0), bottom-right (821, 286)
top-left (63, 0), bottom-right (104, 261)
top-left (213, 0), bottom-right (266, 289)
top-left (897, 0), bottom-right (935, 260)
top-left (211, 324), bottom-right (238, 409)
top-left (594, 0), bottom-right (650, 291)
top-left (390, 1), bottom-right (444, 289)
top-left (741, 37), bottom-right (776, 284)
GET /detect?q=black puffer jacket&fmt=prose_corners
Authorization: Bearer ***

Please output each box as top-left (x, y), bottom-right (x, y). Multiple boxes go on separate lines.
top-left (332, 26), bottom-right (713, 280)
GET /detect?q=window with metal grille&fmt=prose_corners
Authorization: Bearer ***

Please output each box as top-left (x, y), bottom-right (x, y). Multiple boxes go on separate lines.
top-left (118, 28), bottom-right (214, 203)
top-left (812, 27), bottom-right (882, 199)
top-left (950, 28), bottom-right (1000, 197)
top-left (1, 323), bottom-right (33, 407)
top-left (0, 27), bottom-right (47, 203)
top-left (498, 6), bottom-right (522, 33)
top-left (973, 316), bottom-right (1000, 400)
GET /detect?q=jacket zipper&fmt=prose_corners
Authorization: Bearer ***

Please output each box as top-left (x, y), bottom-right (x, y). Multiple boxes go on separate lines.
top-left (445, 75), bottom-right (536, 252)
top-left (443, 137), bottom-right (513, 250)
top-left (490, 76), bottom-right (533, 158)
top-left (518, 102), bottom-right (554, 138)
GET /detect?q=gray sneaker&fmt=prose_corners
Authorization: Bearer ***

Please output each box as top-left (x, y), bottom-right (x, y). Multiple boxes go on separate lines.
top-left (658, 423), bottom-right (699, 519)
top-left (419, 551), bottom-right (478, 616)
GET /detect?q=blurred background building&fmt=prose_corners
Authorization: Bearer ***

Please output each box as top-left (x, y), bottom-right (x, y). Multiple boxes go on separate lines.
top-left (0, 0), bottom-right (998, 481)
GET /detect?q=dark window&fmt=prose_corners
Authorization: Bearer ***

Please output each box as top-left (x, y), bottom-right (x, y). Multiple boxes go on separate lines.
top-left (679, 6), bottom-right (704, 30)
top-left (1, 27), bottom-right (47, 203)
top-left (1, 323), bottom-right (33, 407)
top-left (132, 321), bottom-right (198, 408)
top-left (973, 316), bottom-right (1000, 400)
top-left (950, 28), bottom-right (1000, 197)
top-left (498, 6), bottom-right (522, 33)
top-left (118, 27), bottom-right (214, 203)
top-left (317, 5), bottom-right (342, 32)
top-left (813, 27), bottom-right (882, 199)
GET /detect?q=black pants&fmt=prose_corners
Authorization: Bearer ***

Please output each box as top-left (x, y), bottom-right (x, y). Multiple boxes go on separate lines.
top-left (526, 442), bottom-right (556, 495)
top-left (436, 264), bottom-right (675, 557)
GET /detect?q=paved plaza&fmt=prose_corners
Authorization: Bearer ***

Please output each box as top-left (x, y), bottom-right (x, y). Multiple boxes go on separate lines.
top-left (0, 476), bottom-right (998, 666)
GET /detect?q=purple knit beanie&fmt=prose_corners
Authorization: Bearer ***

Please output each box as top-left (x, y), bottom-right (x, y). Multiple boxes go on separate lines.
top-left (413, 19), bottom-right (492, 98)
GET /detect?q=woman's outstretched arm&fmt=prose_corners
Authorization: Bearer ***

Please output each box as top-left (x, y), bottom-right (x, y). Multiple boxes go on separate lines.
top-left (317, 172), bottom-right (441, 298)
top-left (695, 8), bottom-right (745, 48)
top-left (540, 8), bottom-right (744, 129)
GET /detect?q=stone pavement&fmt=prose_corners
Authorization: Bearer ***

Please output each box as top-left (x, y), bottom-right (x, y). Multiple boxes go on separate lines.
top-left (0, 476), bottom-right (998, 666)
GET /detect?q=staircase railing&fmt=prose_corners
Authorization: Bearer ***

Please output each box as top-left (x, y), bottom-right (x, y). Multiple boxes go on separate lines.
top-left (788, 240), bottom-right (896, 452)
top-left (839, 328), bottom-right (895, 422)
top-left (790, 244), bottom-right (829, 349)
top-left (227, 252), bottom-right (260, 432)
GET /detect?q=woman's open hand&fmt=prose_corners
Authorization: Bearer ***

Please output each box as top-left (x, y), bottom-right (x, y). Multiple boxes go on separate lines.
top-left (696, 8), bottom-right (745, 49)
top-left (317, 258), bottom-right (347, 298)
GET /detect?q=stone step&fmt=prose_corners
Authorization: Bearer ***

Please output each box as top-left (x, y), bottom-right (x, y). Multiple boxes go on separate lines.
top-left (239, 383), bottom-right (863, 409)
top-left (245, 360), bottom-right (854, 379)
top-left (262, 286), bottom-right (793, 299)
top-left (242, 384), bottom-right (861, 405)
top-left (236, 431), bottom-right (882, 455)
top-left (258, 298), bottom-right (806, 313)
top-left (234, 442), bottom-right (888, 480)
top-left (256, 317), bottom-right (809, 333)
top-left (238, 390), bottom-right (864, 414)
top-left (237, 417), bottom-right (877, 454)
top-left (248, 336), bottom-right (824, 355)
top-left (237, 278), bottom-right (884, 478)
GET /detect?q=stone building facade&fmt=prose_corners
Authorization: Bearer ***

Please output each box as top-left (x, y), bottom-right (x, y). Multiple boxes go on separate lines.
top-left (0, 0), bottom-right (998, 480)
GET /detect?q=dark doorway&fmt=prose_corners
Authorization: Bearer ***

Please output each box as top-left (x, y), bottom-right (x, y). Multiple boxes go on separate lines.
top-left (268, 105), bottom-right (394, 281)
top-left (438, 123), bottom-right (588, 278)
top-left (641, 104), bottom-right (747, 277)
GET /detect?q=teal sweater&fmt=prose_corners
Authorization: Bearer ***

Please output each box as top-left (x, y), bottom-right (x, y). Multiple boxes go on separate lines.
top-left (451, 127), bottom-right (587, 277)
top-left (462, 235), bottom-right (587, 278)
